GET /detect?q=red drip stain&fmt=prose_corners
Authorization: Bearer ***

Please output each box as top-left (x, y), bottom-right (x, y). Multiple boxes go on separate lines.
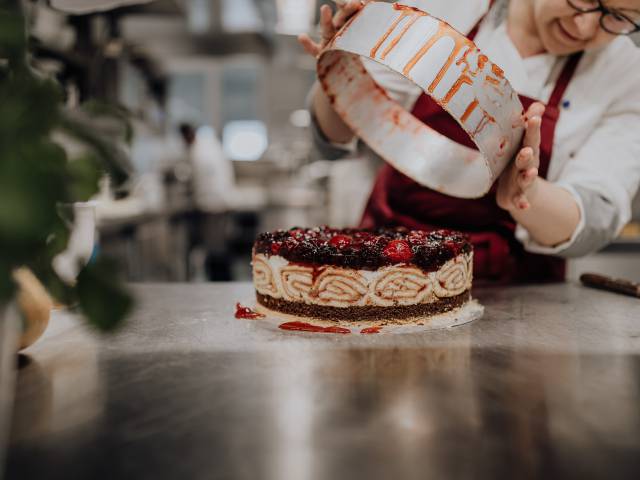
top-left (286, 263), bottom-right (326, 293)
top-left (312, 265), bottom-right (326, 283)
top-left (235, 303), bottom-right (265, 320)
top-left (393, 3), bottom-right (425, 14)
top-left (483, 75), bottom-right (504, 96)
top-left (372, 6), bottom-right (426, 59)
top-left (477, 54), bottom-right (489, 72)
top-left (456, 47), bottom-right (473, 72)
top-left (372, 82), bottom-right (389, 97)
top-left (380, 13), bottom-right (422, 60)
top-left (471, 110), bottom-right (496, 137)
top-left (371, 12), bottom-right (407, 58)
top-left (456, 48), bottom-right (487, 78)
top-left (441, 75), bottom-right (473, 105)
top-left (361, 326), bottom-right (382, 334)
top-left (461, 99), bottom-right (479, 124)
top-left (391, 110), bottom-right (402, 126)
top-left (492, 64), bottom-right (505, 78)
top-left (403, 22), bottom-right (473, 95)
top-left (279, 321), bottom-right (351, 334)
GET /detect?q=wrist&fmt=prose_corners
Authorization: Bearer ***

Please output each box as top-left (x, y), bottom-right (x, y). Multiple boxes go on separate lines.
top-left (506, 177), bottom-right (542, 214)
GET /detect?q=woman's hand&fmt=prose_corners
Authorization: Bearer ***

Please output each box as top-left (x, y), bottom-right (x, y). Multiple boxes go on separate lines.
top-left (298, 0), bottom-right (365, 57)
top-left (496, 101), bottom-right (579, 248)
top-left (496, 102), bottom-right (546, 211)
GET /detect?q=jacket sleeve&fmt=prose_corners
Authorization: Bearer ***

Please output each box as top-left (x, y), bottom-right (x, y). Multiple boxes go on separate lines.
top-left (515, 53), bottom-right (640, 258)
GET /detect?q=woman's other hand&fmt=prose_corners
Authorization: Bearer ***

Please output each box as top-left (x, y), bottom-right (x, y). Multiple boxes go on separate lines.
top-left (496, 101), bottom-right (580, 248)
top-left (497, 102), bottom-right (545, 211)
top-left (298, 0), bottom-right (365, 57)
top-left (303, 1), bottom-right (364, 143)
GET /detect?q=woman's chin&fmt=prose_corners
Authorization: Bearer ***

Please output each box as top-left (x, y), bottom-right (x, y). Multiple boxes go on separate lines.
top-left (541, 35), bottom-right (583, 56)
top-left (543, 22), bottom-right (589, 55)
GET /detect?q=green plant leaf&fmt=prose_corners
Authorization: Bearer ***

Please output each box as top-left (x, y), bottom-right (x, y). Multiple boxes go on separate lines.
top-left (0, 260), bottom-right (16, 303)
top-left (45, 212), bottom-right (71, 259)
top-left (29, 256), bottom-right (77, 307)
top-left (81, 100), bottom-right (134, 145)
top-left (0, 0), bottom-right (134, 331)
top-left (59, 110), bottom-right (133, 188)
top-left (76, 257), bottom-right (133, 331)
top-left (0, 140), bottom-right (70, 266)
top-left (0, 70), bottom-right (61, 146)
top-left (67, 154), bottom-right (102, 202)
top-left (0, 4), bottom-right (26, 62)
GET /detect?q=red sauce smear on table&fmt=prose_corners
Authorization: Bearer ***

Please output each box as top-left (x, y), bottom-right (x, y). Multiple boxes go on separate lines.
top-left (361, 326), bottom-right (383, 335)
top-left (279, 321), bottom-right (351, 334)
top-left (235, 303), bottom-right (265, 320)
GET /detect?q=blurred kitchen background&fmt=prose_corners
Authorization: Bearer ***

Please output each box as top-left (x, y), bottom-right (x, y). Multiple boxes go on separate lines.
top-left (28, 0), bottom-right (640, 283)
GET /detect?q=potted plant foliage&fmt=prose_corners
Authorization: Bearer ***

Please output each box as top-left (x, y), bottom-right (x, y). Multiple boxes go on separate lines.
top-left (0, 0), bottom-right (134, 349)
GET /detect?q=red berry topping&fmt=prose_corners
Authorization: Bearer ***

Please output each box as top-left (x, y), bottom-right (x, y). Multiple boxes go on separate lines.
top-left (253, 227), bottom-right (470, 272)
top-left (284, 237), bottom-right (299, 251)
top-left (289, 228), bottom-right (305, 239)
top-left (408, 230), bottom-right (428, 244)
top-left (444, 240), bottom-right (461, 256)
top-left (364, 235), bottom-right (385, 248)
top-left (383, 240), bottom-right (413, 263)
top-left (329, 234), bottom-right (352, 249)
top-left (270, 242), bottom-right (283, 255)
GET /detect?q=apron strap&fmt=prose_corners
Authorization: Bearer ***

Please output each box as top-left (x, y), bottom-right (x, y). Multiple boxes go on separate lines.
top-left (522, 52), bottom-right (583, 179)
top-left (467, 22), bottom-right (482, 41)
top-left (467, 0), bottom-right (495, 40)
top-left (547, 53), bottom-right (583, 109)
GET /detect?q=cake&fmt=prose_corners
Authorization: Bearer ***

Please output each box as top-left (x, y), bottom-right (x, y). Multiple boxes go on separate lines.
top-left (251, 227), bottom-right (473, 323)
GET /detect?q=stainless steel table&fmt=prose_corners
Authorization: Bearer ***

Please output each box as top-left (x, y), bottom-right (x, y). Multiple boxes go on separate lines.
top-left (4, 283), bottom-right (640, 479)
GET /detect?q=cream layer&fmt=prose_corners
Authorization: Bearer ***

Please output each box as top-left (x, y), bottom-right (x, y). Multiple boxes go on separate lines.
top-left (252, 253), bottom-right (473, 309)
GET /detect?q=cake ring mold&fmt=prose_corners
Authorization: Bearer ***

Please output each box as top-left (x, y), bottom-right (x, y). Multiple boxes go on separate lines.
top-left (318, 1), bottom-right (526, 199)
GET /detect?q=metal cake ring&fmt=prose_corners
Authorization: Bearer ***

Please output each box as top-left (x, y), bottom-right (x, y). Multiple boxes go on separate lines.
top-left (318, 1), bottom-right (526, 199)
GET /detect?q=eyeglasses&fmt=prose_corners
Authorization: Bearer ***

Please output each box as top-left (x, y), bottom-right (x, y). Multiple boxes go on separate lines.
top-left (567, 0), bottom-right (640, 35)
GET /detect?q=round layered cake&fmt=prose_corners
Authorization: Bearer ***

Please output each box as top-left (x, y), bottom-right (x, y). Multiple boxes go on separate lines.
top-left (252, 227), bottom-right (473, 323)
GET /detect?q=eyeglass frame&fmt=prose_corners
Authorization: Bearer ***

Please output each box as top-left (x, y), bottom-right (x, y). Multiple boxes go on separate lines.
top-left (566, 0), bottom-right (640, 35)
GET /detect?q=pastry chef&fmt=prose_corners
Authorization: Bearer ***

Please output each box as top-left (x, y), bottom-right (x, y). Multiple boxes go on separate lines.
top-left (300, 0), bottom-right (640, 283)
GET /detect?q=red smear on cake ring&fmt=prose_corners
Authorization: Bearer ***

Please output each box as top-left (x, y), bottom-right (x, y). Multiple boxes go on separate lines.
top-left (279, 321), bottom-right (351, 334)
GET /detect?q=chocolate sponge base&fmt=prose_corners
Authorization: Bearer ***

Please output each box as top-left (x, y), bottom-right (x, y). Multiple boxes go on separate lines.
top-left (256, 291), bottom-right (470, 322)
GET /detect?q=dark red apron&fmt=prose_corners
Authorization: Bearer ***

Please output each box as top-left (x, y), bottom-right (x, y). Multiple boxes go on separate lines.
top-left (361, 18), bottom-right (583, 284)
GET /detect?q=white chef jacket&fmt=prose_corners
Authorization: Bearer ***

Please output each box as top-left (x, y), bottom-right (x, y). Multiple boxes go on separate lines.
top-left (311, 0), bottom-right (640, 258)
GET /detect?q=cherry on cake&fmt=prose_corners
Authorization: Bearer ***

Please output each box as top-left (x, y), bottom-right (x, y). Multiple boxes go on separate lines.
top-left (251, 227), bottom-right (473, 323)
